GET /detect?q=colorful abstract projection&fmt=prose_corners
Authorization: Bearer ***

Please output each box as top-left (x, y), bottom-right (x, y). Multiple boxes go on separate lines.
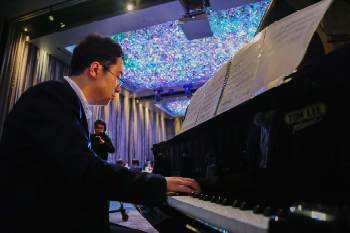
top-left (111, 1), bottom-right (270, 91)
top-left (155, 100), bottom-right (191, 117)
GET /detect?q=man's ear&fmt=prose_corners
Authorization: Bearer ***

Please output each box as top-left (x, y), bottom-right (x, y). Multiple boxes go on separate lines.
top-left (89, 62), bottom-right (100, 79)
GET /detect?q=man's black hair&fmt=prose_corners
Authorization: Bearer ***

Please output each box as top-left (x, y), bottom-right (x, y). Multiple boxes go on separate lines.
top-left (94, 119), bottom-right (107, 132)
top-left (70, 34), bottom-right (124, 76)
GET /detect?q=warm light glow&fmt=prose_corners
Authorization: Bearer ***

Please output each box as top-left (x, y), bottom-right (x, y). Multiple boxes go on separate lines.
top-left (127, 4), bottom-right (133, 10)
top-left (275, 216), bottom-right (278, 221)
top-left (24, 28), bottom-right (27, 31)
top-left (298, 205), bottom-right (302, 211)
top-left (49, 16), bottom-right (54, 21)
top-left (61, 23), bottom-right (65, 28)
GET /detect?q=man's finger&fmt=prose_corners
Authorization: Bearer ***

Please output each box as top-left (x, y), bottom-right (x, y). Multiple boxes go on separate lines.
top-left (177, 179), bottom-right (201, 192)
top-left (179, 185), bottom-right (199, 193)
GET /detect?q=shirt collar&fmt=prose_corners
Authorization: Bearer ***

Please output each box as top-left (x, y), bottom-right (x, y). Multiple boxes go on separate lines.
top-left (64, 76), bottom-right (92, 119)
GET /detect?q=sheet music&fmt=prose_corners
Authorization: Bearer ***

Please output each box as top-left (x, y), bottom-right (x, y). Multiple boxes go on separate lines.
top-left (179, 83), bottom-right (207, 134)
top-left (252, 0), bottom-right (333, 95)
top-left (217, 30), bottom-right (266, 115)
top-left (195, 62), bottom-right (228, 126)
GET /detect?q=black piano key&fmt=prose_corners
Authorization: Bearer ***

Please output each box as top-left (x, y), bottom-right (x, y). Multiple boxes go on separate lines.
top-left (203, 195), bottom-right (211, 201)
top-left (210, 196), bottom-right (216, 203)
top-left (232, 199), bottom-right (242, 208)
top-left (215, 196), bottom-right (222, 204)
top-left (253, 204), bottom-right (263, 214)
top-left (192, 193), bottom-right (200, 198)
top-left (263, 206), bottom-right (272, 216)
top-left (221, 198), bottom-right (233, 206)
top-left (239, 201), bottom-right (254, 210)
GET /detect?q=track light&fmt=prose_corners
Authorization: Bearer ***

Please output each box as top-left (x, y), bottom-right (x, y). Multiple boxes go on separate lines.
top-left (183, 85), bottom-right (193, 98)
top-left (153, 88), bottom-right (163, 102)
top-left (49, 6), bottom-right (54, 21)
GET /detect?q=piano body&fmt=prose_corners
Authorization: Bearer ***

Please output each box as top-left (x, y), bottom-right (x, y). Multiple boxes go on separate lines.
top-left (149, 1), bottom-right (350, 232)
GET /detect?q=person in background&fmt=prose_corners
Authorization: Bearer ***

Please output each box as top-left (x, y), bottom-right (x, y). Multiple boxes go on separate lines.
top-left (90, 119), bottom-right (115, 161)
top-left (131, 159), bottom-right (142, 172)
top-left (116, 158), bottom-right (124, 166)
top-left (0, 34), bottom-right (201, 233)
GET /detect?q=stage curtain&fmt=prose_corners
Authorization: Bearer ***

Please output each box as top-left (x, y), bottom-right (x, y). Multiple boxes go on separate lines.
top-left (0, 24), bottom-right (70, 137)
top-left (175, 117), bottom-right (184, 136)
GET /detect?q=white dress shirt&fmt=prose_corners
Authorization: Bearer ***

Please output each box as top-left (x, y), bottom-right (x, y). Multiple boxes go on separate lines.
top-left (64, 76), bottom-right (92, 119)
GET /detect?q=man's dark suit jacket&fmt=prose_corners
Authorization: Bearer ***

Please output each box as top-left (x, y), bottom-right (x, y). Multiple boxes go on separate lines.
top-left (0, 81), bottom-right (166, 233)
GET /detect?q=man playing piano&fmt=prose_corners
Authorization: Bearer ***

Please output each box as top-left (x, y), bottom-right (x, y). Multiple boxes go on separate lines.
top-left (0, 34), bottom-right (201, 233)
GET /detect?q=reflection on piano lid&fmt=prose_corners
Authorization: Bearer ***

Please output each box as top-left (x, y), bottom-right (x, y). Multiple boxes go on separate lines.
top-left (151, 36), bottom-right (350, 233)
top-left (151, 0), bottom-right (350, 232)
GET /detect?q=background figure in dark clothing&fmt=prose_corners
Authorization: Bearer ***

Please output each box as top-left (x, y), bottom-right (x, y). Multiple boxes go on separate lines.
top-left (90, 119), bottom-right (115, 160)
top-left (153, 153), bottom-right (171, 177)
top-left (116, 158), bottom-right (124, 166)
top-left (131, 159), bottom-right (142, 172)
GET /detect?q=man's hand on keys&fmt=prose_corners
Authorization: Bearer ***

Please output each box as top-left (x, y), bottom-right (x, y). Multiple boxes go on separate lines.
top-left (165, 177), bottom-right (201, 193)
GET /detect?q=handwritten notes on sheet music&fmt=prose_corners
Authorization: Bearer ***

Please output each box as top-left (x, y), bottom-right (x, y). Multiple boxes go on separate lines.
top-left (179, 84), bottom-right (207, 134)
top-left (195, 62), bottom-right (228, 126)
top-left (217, 31), bottom-right (265, 115)
top-left (252, 0), bottom-right (333, 95)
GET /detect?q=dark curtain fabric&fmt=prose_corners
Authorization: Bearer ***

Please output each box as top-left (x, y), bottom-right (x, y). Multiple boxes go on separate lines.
top-left (88, 97), bottom-right (167, 167)
top-left (0, 24), bottom-right (70, 137)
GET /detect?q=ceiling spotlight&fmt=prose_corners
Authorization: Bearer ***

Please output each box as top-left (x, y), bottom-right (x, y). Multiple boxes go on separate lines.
top-left (24, 28), bottom-right (27, 31)
top-left (49, 6), bottom-right (54, 21)
top-left (153, 88), bottom-right (163, 102)
top-left (61, 23), bottom-right (65, 28)
top-left (183, 85), bottom-right (193, 98)
top-left (127, 4), bottom-right (133, 10)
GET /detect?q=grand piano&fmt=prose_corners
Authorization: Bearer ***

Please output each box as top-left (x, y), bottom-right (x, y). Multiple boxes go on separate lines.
top-left (150, 0), bottom-right (350, 232)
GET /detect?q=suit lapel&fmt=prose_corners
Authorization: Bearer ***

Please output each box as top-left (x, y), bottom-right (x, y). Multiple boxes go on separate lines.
top-left (62, 79), bottom-right (90, 139)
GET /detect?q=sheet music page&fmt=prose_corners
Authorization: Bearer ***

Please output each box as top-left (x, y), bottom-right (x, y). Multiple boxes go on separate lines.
top-left (217, 30), bottom-right (266, 115)
top-left (195, 61), bottom-right (228, 126)
top-left (252, 0), bottom-right (333, 95)
top-left (179, 83), bottom-right (207, 134)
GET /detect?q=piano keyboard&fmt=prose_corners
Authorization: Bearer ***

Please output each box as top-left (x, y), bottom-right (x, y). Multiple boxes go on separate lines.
top-left (167, 196), bottom-right (270, 233)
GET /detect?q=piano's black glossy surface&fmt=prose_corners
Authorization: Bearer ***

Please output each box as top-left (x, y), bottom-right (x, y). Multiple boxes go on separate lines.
top-left (151, 43), bottom-right (350, 232)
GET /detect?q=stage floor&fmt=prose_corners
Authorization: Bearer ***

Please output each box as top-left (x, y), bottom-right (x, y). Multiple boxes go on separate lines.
top-left (109, 201), bottom-right (159, 233)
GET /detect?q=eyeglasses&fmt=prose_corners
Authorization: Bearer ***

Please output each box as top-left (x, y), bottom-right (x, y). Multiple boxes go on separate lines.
top-left (102, 65), bottom-right (125, 88)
